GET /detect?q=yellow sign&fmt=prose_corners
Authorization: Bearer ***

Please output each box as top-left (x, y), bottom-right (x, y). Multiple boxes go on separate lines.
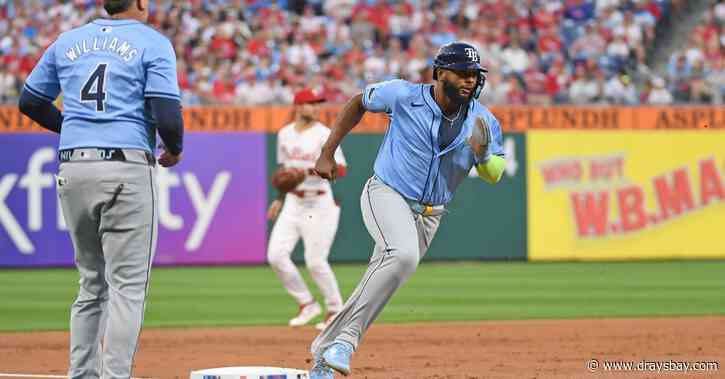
top-left (528, 131), bottom-right (725, 260)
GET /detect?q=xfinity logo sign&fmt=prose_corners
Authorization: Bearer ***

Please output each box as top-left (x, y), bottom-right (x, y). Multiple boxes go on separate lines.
top-left (1, 146), bottom-right (230, 255)
top-left (0, 148), bottom-right (56, 254)
top-left (157, 166), bottom-right (230, 251)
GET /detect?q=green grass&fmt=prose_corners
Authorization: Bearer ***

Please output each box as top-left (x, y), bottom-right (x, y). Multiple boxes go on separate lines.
top-left (1, 261), bottom-right (724, 332)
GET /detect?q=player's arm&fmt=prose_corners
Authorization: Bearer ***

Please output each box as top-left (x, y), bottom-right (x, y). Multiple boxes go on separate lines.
top-left (268, 164), bottom-right (286, 220)
top-left (315, 94), bottom-right (365, 180)
top-left (18, 90), bottom-right (63, 133)
top-left (19, 41), bottom-right (62, 133)
top-left (476, 155), bottom-right (505, 184)
top-left (321, 95), bottom-right (365, 153)
top-left (316, 79), bottom-right (403, 180)
top-left (331, 131), bottom-right (349, 178)
top-left (470, 114), bottom-right (506, 184)
top-left (274, 164), bottom-right (288, 200)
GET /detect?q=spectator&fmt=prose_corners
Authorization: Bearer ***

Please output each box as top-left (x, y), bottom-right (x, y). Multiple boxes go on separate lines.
top-left (600, 5), bottom-right (624, 30)
top-left (479, 71), bottom-right (509, 105)
top-left (538, 24), bottom-right (563, 62)
top-left (668, 53), bottom-right (692, 82)
top-left (706, 56), bottom-right (725, 104)
top-left (606, 34), bottom-right (631, 70)
top-left (286, 34), bottom-right (318, 68)
top-left (570, 23), bottom-right (607, 62)
top-left (349, 8), bottom-right (375, 48)
top-left (388, 2), bottom-right (416, 48)
top-left (715, 1), bottom-right (725, 24)
top-left (428, 15), bottom-right (457, 47)
top-left (668, 53), bottom-right (692, 102)
top-left (404, 45), bottom-right (429, 83)
top-left (613, 10), bottom-right (644, 46)
top-left (569, 65), bottom-right (602, 104)
top-left (564, 0), bottom-right (596, 25)
top-left (604, 72), bottom-right (639, 104)
top-left (505, 75), bottom-right (528, 105)
top-left (546, 58), bottom-right (571, 103)
top-left (647, 77), bottom-right (674, 104)
top-left (692, 9), bottom-right (719, 44)
top-left (500, 37), bottom-right (530, 74)
top-left (595, 0), bottom-right (620, 14)
top-left (0, 0), bottom-right (695, 105)
top-left (299, 5), bottom-right (325, 35)
top-left (684, 34), bottom-right (705, 67)
top-left (690, 61), bottom-right (714, 103)
top-left (517, 26), bottom-right (539, 53)
top-left (0, 65), bottom-right (19, 104)
top-left (363, 46), bottom-right (387, 82)
top-left (523, 59), bottom-right (551, 105)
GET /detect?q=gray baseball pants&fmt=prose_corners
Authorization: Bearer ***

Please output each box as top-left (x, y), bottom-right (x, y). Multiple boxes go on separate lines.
top-left (56, 149), bottom-right (157, 379)
top-left (311, 175), bottom-right (441, 355)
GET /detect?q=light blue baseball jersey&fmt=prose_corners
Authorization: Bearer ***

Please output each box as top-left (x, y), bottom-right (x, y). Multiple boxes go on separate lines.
top-left (24, 19), bottom-right (180, 153)
top-left (362, 79), bottom-right (504, 206)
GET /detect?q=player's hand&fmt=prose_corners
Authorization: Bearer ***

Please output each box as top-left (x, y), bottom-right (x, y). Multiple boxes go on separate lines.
top-left (314, 150), bottom-right (338, 181)
top-left (267, 199), bottom-right (283, 220)
top-left (158, 149), bottom-right (182, 168)
top-left (469, 116), bottom-right (491, 161)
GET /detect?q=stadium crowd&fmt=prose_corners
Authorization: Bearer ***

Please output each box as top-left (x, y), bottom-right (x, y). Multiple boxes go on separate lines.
top-left (1, 0), bottom-right (723, 106)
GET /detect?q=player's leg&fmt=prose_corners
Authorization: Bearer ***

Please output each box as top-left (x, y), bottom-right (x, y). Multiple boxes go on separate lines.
top-left (267, 198), bottom-right (320, 325)
top-left (300, 202), bottom-right (344, 322)
top-left (58, 163), bottom-right (109, 379)
top-left (97, 162), bottom-right (157, 379)
top-left (415, 212), bottom-right (441, 259)
top-left (310, 241), bottom-right (384, 354)
top-left (311, 175), bottom-right (424, 357)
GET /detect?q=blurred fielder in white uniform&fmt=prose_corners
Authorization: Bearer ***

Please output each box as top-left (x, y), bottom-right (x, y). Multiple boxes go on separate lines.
top-left (267, 89), bottom-right (347, 330)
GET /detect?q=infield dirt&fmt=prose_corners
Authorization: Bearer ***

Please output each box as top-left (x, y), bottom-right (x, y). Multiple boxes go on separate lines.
top-left (2, 317), bottom-right (723, 378)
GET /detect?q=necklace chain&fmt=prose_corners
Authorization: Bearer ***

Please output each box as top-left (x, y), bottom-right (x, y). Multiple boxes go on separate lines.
top-left (442, 105), bottom-right (463, 123)
top-left (432, 87), bottom-right (463, 123)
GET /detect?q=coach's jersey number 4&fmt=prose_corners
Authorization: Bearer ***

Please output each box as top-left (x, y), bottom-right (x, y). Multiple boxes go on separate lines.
top-left (81, 63), bottom-right (109, 112)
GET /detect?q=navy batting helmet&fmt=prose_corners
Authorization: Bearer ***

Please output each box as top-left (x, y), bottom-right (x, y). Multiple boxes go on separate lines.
top-left (432, 42), bottom-right (487, 99)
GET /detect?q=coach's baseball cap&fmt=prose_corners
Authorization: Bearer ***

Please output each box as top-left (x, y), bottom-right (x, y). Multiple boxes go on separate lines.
top-left (293, 89), bottom-right (325, 105)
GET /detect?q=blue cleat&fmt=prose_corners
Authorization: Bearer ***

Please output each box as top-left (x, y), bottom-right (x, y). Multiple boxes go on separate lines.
top-left (309, 357), bottom-right (334, 379)
top-left (321, 341), bottom-right (354, 376)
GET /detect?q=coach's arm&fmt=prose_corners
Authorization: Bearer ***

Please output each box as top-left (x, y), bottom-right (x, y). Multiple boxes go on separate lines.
top-left (149, 97), bottom-right (184, 155)
top-left (18, 88), bottom-right (63, 133)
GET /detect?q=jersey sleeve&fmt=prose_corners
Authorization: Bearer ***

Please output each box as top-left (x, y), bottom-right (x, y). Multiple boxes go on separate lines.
top-left (144, 37), bottom-right (180, 100)
top-left (361, 79), bottom-right (406, 114)
top-left (24, 41), bottom-right (61, 102)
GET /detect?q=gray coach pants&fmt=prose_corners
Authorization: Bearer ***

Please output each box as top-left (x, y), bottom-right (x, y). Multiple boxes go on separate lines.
top-left (311, 175), bottom-right (441, 355)
top-left (56, 150), bottom-right (157, 379)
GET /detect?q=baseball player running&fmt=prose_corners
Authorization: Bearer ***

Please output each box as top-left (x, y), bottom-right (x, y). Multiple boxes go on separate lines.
top-left (267, 89), bottom-right (347, 330)
top-left (18, 1), bottom-right (183, 378)
top-left (308, 42), bottom-right (506, 378)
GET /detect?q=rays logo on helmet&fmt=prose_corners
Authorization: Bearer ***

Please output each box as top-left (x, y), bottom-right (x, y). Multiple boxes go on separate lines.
top-left (465, 48), bottom-right (479, 63)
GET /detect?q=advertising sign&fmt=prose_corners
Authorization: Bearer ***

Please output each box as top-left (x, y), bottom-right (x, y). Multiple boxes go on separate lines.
top-left (0, 133), bottom-right (268, 267)
top-left (528, 131), bottom-right (725, 260)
